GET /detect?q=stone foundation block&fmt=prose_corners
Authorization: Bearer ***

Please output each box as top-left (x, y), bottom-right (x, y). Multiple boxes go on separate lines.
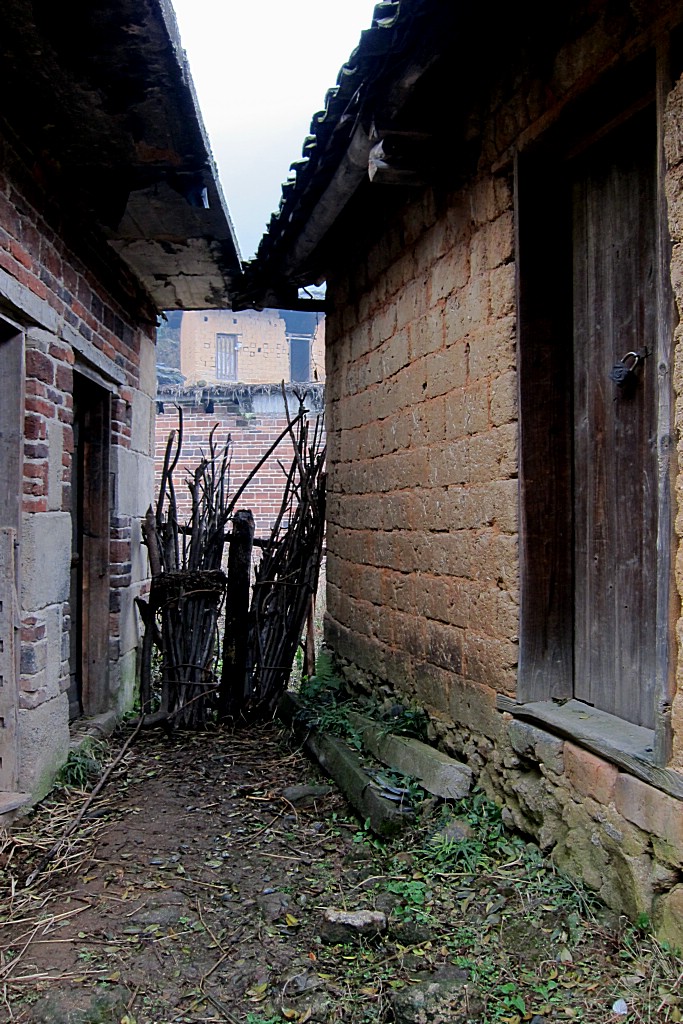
top-left (615, 774), bottom-right (683, 858)
top-left (508, 720), bottom-right (564, 775)
top-left (654, 885), bottom-right (683, 949)
top-left (17, 692), bottom-right (69, 801)
top-left (564, 742), bottom-right (618, 804)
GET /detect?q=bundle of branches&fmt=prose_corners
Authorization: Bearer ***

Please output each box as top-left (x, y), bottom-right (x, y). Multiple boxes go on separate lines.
top-left (219, 394), bottom-right (326, 720)
top-left (139, 411), bottom-right (232, 728)
top-left (138, 399), bottom-right (316, 730)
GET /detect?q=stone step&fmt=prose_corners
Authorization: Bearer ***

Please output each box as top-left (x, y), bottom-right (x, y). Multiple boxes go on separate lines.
top-left (0, 791), bottom-right (32, 817)
top-left (346, 711), bottom-right (473, 800)
top-left (279, 692), bottom-right (415, 836)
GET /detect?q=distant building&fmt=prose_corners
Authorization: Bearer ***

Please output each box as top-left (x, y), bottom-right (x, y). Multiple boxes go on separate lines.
top-left (155, 307), bottom-right (326, 537)
top-left (178, 308), bottom-right (325, 387)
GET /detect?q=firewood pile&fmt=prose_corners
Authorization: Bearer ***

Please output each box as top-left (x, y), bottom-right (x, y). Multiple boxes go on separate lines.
top-left (137, 390), bottom-right (325, 729)
top-left (238, 410), bottom-right (326, 719)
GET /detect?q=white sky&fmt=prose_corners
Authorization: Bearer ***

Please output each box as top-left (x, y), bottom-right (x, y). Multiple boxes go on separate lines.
top-left (170, 0), bottom-right (379, 261)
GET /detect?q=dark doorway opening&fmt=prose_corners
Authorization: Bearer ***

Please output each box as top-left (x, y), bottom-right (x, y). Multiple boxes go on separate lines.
top-left (290, 336), bottom-right (311, 382)
top-left (69, 374), bottom-right (111, 719)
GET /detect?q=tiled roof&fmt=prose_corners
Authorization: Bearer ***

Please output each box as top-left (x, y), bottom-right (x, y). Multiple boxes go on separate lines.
top-left (0, 0), bottom-right (241, 310)
top-left (236, 0), bottom-right (431, 307)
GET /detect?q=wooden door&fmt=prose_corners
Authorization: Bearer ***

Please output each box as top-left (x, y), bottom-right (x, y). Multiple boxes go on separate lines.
top-left (69, 375), bottom-right (111, 718)
top-left (571, 113), bottom-right (658, 728)
top-left (216, 333), bottom-right (237, 380)
top-left (0, 322), bottom-right (23, 791)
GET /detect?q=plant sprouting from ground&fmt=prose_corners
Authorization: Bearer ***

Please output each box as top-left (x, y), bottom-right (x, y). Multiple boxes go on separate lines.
top-left (57, 740), bottom-right (109, 790)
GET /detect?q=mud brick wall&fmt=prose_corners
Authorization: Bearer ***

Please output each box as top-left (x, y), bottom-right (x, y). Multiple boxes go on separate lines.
top-left (325, 173), bottom-right (517, 714)
top-left (323, 4), bottom-right (683, 942)
top-left (1, 150), bottom-right (155, 799)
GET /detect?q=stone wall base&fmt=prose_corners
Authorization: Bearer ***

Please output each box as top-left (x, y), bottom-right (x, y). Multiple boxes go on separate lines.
top-left (16, 693), bottom-right (70, 804)
top-left (332, 651), bottom-right (683, 947)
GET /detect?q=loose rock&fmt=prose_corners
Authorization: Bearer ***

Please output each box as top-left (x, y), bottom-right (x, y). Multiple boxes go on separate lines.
top-left (318, 908), bottom-right (387, 943)
top-left (281, 783), bottom-right (334, 806)
top-left (390, 968), bottom-right (481, 1024)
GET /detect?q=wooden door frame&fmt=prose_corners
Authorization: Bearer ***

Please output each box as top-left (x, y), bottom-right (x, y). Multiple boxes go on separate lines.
top-left (515, 47), bottom-right (678, 764)
top-left (71, 372), bottom-right (111, 717)
top-left (0, 316), bottom-right (24, 791)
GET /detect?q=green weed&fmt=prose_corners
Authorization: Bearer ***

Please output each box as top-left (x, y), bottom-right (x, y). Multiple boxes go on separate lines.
top-left (57, 739), bottom-right (108, 790)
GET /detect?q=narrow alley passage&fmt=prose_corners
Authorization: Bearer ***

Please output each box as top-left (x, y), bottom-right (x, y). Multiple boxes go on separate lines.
top-left (1, 726), bottom-right (681, 1024)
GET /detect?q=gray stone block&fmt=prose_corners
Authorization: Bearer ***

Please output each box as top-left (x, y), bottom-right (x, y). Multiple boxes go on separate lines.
top-left (47, 419), bottom-right (64, 512)
top-left (45, 603), bottom-right (63, 699)
top-left (113, 448), bottom-right (155, 518)
top-left (279, 693), bottom-right (414, 836)
top-left (131, 388), bottom-right (153, 456)
top-left (21, 512), bottom-right (71, 610)
top-left (17, 692), bottom-right (70, 801)
top-left (139, 335), bottom-right (157, 399)
top-left (347, 711), bottom-right (473, 799)
top-left (508, 719), bottom-right (565, 774)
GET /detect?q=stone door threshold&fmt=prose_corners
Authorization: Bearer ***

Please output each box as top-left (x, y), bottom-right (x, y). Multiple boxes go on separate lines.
top-left (496, 695), bottom-right (683, 801)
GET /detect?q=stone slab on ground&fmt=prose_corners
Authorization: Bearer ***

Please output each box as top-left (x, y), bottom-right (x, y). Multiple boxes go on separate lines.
top-left (0, 792), bottom-right (32, 819)
top-left (346, 710), bottom-right (473, 799)
top-left (279, 692), bottom-right (415, 835)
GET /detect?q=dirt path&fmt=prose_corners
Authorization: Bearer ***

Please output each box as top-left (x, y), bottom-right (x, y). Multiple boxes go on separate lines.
top-left (1, 725), bottom-right (682, 1024)
top-left (1, 727), bottom-right (356, 1023)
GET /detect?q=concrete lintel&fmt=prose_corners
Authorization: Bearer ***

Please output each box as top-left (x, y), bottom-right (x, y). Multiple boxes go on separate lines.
top-left (0, 267), bottom-right (59, 333)
top-left (64, 323), bottom-right (126, 386)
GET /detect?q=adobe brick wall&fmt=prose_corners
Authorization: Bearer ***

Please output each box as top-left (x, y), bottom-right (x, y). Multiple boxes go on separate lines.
top-left (0, 145), bottom-right (155, 800)
top-left (323, 3), bottom-right (683, 941)
top-left (180, 308), bottom-right (325, 386)
top-left (326, 171), bottom-right (517, 715)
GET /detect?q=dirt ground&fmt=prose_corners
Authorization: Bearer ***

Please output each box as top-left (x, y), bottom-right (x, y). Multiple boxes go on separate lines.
top-left (1, 726), bottom-right (354, 1024)
top-left (1, 723), bottom-right (682, 1024)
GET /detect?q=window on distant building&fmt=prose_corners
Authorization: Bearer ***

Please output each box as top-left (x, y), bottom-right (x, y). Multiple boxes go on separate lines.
top-left (290, 335), bottom-right (311, 382)
top-left (215, 333), bottom-right (237, 380)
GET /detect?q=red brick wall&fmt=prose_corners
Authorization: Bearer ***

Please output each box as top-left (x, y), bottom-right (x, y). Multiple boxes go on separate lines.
top-left (1, 152), bottom-right (155, 726)
top-left (155, 405), bottom-right (326, 538)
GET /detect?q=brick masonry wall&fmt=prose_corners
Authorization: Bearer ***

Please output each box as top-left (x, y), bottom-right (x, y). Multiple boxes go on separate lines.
top-left (322, 4), bottom-right (683, 942)
top-left (326, 172), bottom-right (517, 714)
top-left (155, 406), bottom-right (326, 538)
top-left (1, 149), bottom-right (155, 798)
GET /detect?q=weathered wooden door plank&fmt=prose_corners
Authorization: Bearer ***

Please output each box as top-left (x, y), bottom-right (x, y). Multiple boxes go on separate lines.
top-left (0, 528), bottom-right (19, 791)
top-left (572, 112), bottom-right (658, 728)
